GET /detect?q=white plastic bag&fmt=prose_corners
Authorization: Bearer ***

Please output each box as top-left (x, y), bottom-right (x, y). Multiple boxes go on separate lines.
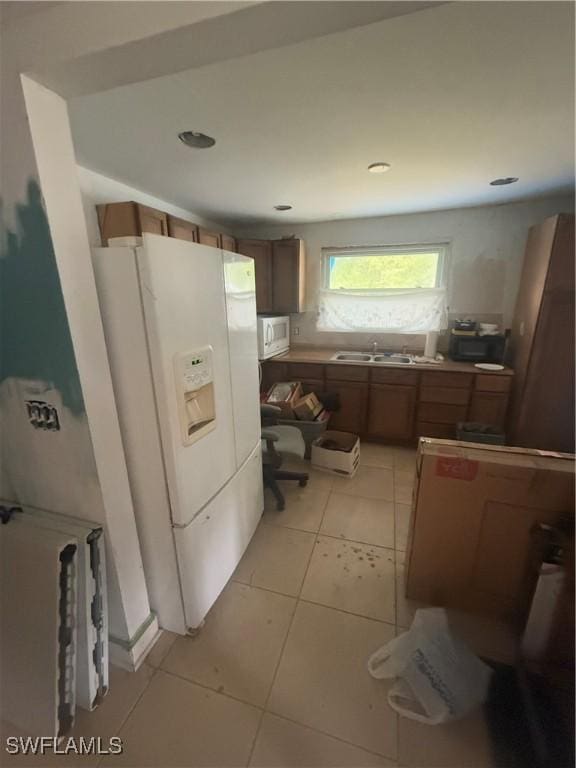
top-left (367, 608), bottom-right (493, 724)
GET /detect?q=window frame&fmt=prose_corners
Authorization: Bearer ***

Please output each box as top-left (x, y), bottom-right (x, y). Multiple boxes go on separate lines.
top-left (321, 242), bottom-right (450, 293)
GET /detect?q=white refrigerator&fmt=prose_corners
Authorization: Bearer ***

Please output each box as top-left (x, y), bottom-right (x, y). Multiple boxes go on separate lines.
top-left (92, 234), bottom-right (263, 634)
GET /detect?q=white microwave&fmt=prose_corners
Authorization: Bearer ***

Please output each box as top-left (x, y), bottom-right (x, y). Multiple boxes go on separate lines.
top-left (257, 315), bottom-right (290, 360)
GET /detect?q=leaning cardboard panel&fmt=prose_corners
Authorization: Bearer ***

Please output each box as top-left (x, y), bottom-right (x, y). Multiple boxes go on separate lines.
top-left (406, 438), bottom-right (575, 626)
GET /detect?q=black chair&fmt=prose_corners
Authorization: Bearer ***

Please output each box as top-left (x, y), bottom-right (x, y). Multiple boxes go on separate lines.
top-left (261, 404), bottom-right (309, 511)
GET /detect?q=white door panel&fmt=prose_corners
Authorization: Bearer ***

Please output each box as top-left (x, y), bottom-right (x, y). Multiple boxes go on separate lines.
top-left (222, 250), bottom-right (261, 466)
top-left (174, 443), bottom-right (263, 629)
top-left (137, 234), bottom-right (236, 526)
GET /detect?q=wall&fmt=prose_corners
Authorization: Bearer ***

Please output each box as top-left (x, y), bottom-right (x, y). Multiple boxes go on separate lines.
top-left (0, 29), bottom-right (155, 658)
top-left (0, 3), bottom-right (238, 660)
top-left (77, 166), bottom-right (225, 246)
top-left (238, 194), bottom-right (575, 351)
top-left (1, 1), bottom-right (254, 664)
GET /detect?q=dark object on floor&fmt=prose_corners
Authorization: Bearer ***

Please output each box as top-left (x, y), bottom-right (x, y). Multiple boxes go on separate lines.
top-left (261, 404), bottom-right (308, 511)
top-left (456, 421), bottom-right (505, 445)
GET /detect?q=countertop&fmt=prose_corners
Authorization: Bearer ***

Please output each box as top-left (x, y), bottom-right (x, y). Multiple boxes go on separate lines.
top-left (267, 347), bottom-right (514, 376)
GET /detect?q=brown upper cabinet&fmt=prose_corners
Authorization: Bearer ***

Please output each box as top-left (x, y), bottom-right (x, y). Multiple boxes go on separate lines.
top-left (507, 213), bottom-right (575, 452)
top-left (166, 215), bottom-right (198, 242)
top-left (220, 233), bottom-right (237, 252)
top-left (271, 239), bottom-right (305, 314)
top-left (198, 227), bottom-right (221, 248)
top-left (236, 238), bottom-right (305, 314)
top-left (236, 239), bottom-right (274, 312)
top-left (96, 202), bottom-right (238, 252)
top-left (97, 201), bottom-right (168, 244)
top-left (96, 204), bottom-right (305, 312)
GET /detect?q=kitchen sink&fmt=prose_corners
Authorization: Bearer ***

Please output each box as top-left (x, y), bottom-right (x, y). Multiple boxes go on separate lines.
top-left (331, 352), bottom-right (415, 365)
top-left (373, 354), bottom-right (413, 365)
top-left (333, 353), bottom-right (373, 362)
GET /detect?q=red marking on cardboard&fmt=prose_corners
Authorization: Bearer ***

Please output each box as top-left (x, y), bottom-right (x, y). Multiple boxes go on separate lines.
top-left (435, 457), bottom-right (479, 481)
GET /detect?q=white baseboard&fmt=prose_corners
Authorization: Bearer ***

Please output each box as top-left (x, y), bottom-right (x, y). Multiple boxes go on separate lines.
top-left (108, 612), bottom-right (159, 671)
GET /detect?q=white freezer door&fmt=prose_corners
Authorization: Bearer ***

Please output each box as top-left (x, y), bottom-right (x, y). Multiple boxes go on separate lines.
top-left (173, 443), bottom-right (263, 630)
top-left (137, 235), bottom-right (236, 527)
top-left (222, 250), bottom-right (261, 467)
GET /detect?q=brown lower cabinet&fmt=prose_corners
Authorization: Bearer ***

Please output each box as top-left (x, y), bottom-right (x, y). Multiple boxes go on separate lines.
top-left (368, 384), bottom-right (416, 440)
top-left (326, 381), bottom-right (368, 433)
top-left (260, 360), bottom-right (513, 443)
top-left (469, 392), bottom-right (509, 429)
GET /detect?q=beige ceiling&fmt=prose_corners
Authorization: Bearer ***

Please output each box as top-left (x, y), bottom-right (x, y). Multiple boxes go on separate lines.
top-left (69, 1), bottom-right (575, 225)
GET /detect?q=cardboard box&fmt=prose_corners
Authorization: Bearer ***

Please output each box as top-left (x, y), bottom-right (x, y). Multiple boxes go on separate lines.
top-left (265, 382), bottom-right (302, 418)
top-left (311, 430), bottom-right (360, 477)
top-left (406, 438), bottom-right (575, 626)
top-left (293, 392), bottom-right (324, 421)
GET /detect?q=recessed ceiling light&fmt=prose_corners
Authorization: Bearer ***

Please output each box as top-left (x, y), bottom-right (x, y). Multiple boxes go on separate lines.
top-left (178, 131), bottom-right (216, 149)
top-left (274, 205), bottom-right (292, 211)
top-left (490, 177), bottom-right (519, 186)
top-left (368, 162), bottom-right (391, 174)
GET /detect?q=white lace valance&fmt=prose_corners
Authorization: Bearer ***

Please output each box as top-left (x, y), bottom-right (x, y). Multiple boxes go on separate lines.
top-left (317, 287), bottom-right (448, 333)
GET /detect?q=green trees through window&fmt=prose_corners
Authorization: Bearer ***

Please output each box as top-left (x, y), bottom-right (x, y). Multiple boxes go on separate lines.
top-left (327, 251), bottom-right (440, 291)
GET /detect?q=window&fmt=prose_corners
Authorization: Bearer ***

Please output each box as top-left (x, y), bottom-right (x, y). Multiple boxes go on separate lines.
top-left (318, 243), bottom-right (449, 333)
top-left (323, 244), bottom-right (446, 291)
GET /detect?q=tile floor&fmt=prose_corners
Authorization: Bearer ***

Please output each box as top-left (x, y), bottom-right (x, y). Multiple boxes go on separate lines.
top-left (3, 443), bottom-right (508, 768)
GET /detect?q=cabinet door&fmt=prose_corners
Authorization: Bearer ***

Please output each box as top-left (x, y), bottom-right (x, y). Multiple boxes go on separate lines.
top-left (237, 239), bottom-right (273, 313)
top-left (326, 381), bottom-right (368, 434)
top-left (272, 239), bottom-right (305, 313)
top-left (97, 201), bottom-right (140, 244)
top-left (198, 227), bottom-right (221, 248)
top-left (137, 205), bottom-right (168, 236)
top-left (166, 215), bottom-right (198, 242)
top-left (368, 384), bottom-right (416, 440)
top-left (221, 233), bottom-right (237, 252)
top-left (469, 392), bottom-right (509, 429)
top-left (198, 228), bottom-right (222, 248)
top-left (260, 362), bottom-right (289, 393)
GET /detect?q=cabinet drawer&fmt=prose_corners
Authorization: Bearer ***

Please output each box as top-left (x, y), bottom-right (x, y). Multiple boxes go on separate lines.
top-left (419, 386), bottom-right (470, 406)
top-left (469, 392), bottom-right (509, 429)
top-left (288, 363), bottom-right (325, 380)
top-left (421, 372), bottom-right (473, 389)
top-left (299, 379), bottom-right (324, 395)
top-left (371, 368), bottom-right (419, 386)
top-left (416, 421), bottom-right (456, 439)
top-left (475, 375), bottom-right (512, 393)
top-left (326, 364), bottom-right (369, 382)
top-left (418, 403), bottom-right (468, 424)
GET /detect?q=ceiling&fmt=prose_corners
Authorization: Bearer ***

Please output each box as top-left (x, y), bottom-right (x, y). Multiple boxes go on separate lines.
top-left (69, 1), bottom-right (575, 225)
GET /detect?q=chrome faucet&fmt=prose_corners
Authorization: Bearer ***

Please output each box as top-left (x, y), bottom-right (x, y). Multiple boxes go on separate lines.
top-left (371, 340), bottom-right (378, 355)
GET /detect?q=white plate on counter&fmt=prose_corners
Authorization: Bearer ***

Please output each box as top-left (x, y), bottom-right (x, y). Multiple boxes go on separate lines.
top-left (474, 363), bottom-right (505, 371)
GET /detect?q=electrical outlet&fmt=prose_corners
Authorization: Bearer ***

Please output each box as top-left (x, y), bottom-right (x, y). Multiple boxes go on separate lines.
top-left (292, 326), bottom-right (300, 336)
top-left (25, 400), bottom-right (60, 431)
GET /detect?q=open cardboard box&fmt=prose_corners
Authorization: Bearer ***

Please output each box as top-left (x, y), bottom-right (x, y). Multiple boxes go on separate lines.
top-left (311, 430), bottom-right (360, 477)
top-left (264, 382), bottom-right (303, 418)
top-left (406, 438), bottom-right (575, 627)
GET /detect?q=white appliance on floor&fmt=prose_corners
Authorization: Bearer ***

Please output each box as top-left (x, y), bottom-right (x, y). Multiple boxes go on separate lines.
top-left (92, 234), bottom-right (263, 634)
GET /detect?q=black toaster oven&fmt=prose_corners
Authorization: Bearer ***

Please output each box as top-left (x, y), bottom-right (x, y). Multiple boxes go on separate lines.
top-left (449, 333), bottom-right (506, 363)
